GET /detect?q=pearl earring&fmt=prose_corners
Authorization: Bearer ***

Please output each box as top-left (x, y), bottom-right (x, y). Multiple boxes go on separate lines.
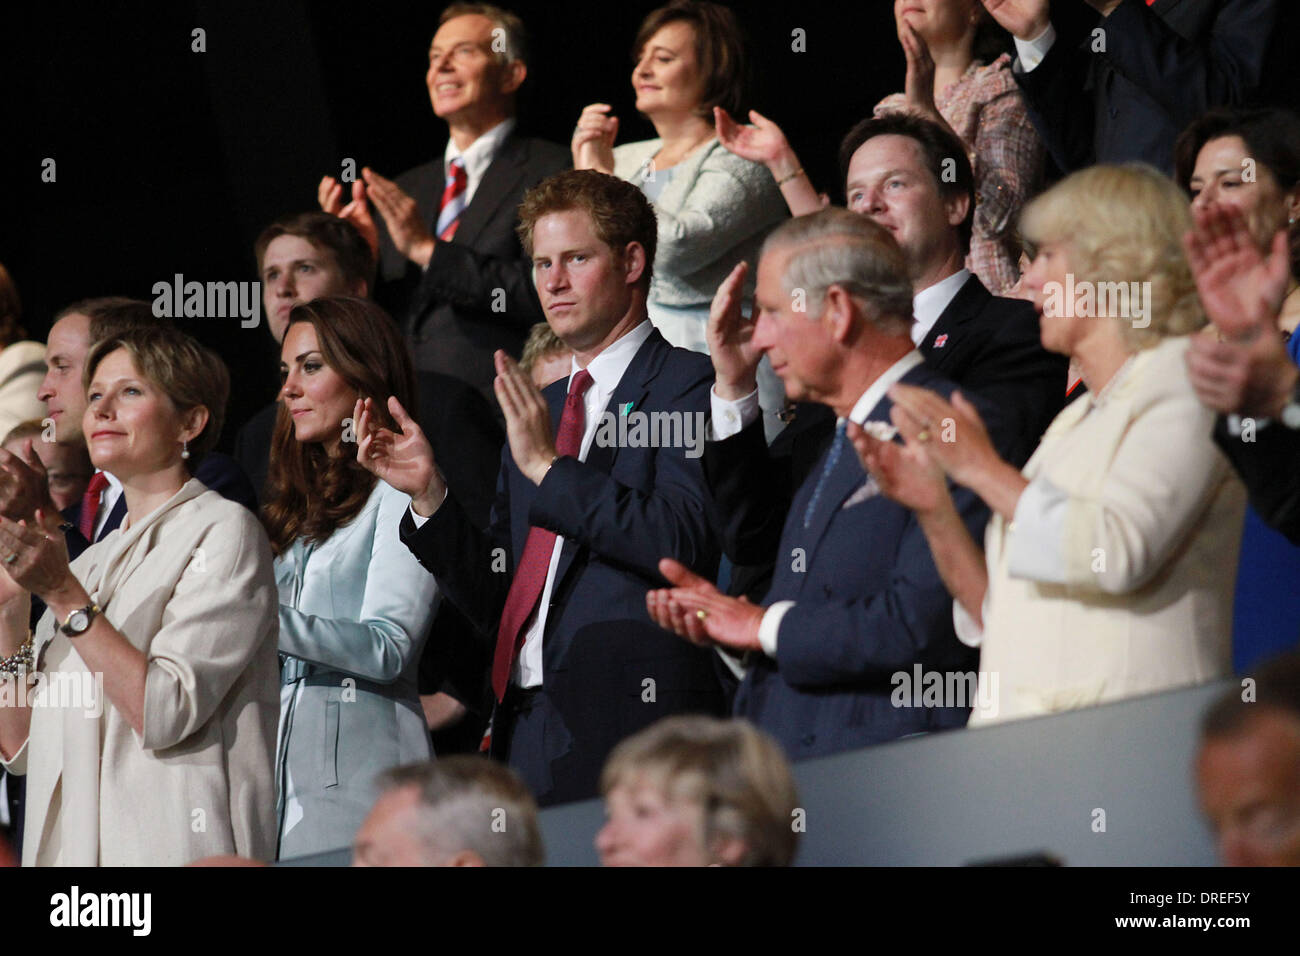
top-left (181, 440), bottom-right (190, 460)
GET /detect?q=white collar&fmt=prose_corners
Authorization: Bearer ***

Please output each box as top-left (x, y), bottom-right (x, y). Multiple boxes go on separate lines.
top-left (911, 268), bottom-right (971, 346)
top-left (845, 349), bottom-right (926, 425)
top-left (444, 117), bottom-right (515, 182)
top-left (570, 320), bottom-right (654, 398)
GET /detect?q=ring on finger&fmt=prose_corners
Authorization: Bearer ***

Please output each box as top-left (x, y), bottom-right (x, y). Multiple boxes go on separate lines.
top-left (696, 609), bottom-right (708, 621)
top-left (3, 553), bottom-right (16, 565)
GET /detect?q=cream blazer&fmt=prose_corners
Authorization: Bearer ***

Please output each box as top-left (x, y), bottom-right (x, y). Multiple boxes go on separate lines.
top-left (970, 337), bottom-right (1246, 724)
top-left (1, 479), bottom-right (280, 865)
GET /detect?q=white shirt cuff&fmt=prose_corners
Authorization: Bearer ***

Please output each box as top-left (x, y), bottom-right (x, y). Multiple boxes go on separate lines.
top-left (758, 601), bottom-right (795, 657)
top-left (710, 386), bottom-right (761, 441)
top-left (1013, 23), bottom-right (1056, 73)
top-left (1004, 476), bottom-right (1069, 584)
top-left (407, 486), bottom-right (449, 527)
top-left (953, 599), bottom-right (984, 649)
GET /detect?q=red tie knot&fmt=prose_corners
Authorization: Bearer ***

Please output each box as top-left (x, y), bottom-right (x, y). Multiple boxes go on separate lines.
top-left (568, 368), bottom-right (594, 403)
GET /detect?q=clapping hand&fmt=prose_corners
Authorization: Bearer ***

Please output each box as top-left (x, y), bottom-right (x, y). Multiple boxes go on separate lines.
top-left (896, 15), bottom-right (941, 125)
top-left (979, 0), bottom-right (1051, 41)
top-left (714, 107), bottom-right (795, 170)
top-left (645, 558), bottom-right (763, 653)
top-left (1183, 203), bottom-right (1291, 342)
top-left (572, 103), bottom-right (618, 174)
top-left (707, 262), bottom-right (762, 400)
top-left (847, 418), bottom-right (951, 516)
top-left (354, 396), bottom-right (446, 516)
top-left (362, 168), bottom-right (436, 268)
top-left (493, 351), bottom-right (559, 487)
top-left (0, 509), bottom-right (77, 604)
top-left (887, 385), bottom-right (1000, 488)
top-left (0, 441), bottom-right (58, 523)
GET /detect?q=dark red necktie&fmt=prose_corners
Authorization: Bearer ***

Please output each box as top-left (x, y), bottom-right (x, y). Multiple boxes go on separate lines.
top-left (78, 471), bottom-right (110, 541)
top-left (491, 369), bottom-right (593, 701)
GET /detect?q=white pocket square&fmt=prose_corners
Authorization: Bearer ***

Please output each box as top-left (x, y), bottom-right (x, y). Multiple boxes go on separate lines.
top-left (841, 476), bottom-right (882, 508)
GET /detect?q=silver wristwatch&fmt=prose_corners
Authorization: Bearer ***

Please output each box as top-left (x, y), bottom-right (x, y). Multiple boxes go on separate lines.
top-left (59, 603), bottom-right (100, 638)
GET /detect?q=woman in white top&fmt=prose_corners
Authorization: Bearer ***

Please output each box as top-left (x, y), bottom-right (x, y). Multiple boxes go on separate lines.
top-left (850, 164), bottom-right (1246, 724)
top-left (573, 1), bottom-right (787, 434)
top-left (0, 327), bottom-right (279, 865)
top-left (264, 296), bottom-right (439, 859)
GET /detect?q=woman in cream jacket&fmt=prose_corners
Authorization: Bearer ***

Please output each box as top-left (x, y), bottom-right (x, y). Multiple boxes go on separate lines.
top-left (851, 164), bottom-right (1246, 725)
top-left (0, 327), bottom-right (279, 865)
top-left (265, 296), bottom-right (437, 860)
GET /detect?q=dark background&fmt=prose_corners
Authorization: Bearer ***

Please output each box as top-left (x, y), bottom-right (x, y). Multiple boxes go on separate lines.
top-left (3, 0), bottom-right (1286, 443)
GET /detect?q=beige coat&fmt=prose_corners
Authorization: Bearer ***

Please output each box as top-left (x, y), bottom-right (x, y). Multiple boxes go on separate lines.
top-left (970, 337), bottom-right (1246, 724)
top-left (0, 479), bottom-right (279, 865)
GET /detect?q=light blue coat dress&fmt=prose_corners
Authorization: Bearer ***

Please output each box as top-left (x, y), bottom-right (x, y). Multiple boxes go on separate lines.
top-left (273, 479), bottom-right (439, 859)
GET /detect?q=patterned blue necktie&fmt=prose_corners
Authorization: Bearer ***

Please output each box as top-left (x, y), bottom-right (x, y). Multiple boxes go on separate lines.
top-left (802, 421), bottom-right (849, 529)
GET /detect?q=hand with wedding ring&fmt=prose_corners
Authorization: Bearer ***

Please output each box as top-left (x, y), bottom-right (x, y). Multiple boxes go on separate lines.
top-left (887, 384), bottom-right (1001, 489)
top-left (0, 509), bottom-right (81, 605)
top-left (646, 559), bottom-right (763, 652)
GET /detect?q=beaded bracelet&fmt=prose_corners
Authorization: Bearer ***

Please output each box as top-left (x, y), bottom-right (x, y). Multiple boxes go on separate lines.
top-left (0, 637), bottom-right (34, 676)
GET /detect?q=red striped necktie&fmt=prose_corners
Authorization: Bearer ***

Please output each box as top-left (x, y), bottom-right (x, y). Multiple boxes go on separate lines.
top-left (490, 369), bottom-right (594, 700)
top-left (436, 158), bottom-right (468, 241)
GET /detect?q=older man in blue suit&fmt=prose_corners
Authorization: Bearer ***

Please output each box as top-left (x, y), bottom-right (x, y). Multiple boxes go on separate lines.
top-left (648, 209), bottom-right (1018, 761)
top-left (355, 170), bottom-right (725, 805)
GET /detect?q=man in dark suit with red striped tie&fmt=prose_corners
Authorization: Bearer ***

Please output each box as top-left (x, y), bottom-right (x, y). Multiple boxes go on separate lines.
top-left (319, 4), bottom-right (568, 407)
top-left (356, 171), bottom-right (726, 806)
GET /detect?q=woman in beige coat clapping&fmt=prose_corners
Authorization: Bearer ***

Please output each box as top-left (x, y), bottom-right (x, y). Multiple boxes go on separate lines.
top-left (0, 327), bottom-right (279, 865)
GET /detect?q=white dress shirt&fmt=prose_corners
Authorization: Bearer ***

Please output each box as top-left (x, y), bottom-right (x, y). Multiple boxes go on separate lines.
top-left (409, 320), bottom-right (655, 689)
top-left (710, 350), bottom-right (927, 657)
top-left (443, 117), bottom-right (515, 209)
top-left (1012, 24), bottom-right (1057, 74)
top-left (912, 268), bottom-right (970, 347)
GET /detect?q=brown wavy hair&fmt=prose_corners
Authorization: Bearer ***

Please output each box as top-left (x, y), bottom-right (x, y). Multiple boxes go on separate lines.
top-left (261, 296), bottom-right (416, 556)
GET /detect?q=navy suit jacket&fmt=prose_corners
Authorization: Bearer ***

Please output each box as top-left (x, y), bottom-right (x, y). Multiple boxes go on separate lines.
top-left (1014, 0), bottom-right (1276, 172)
top-left (714, 362), bottom-right (1012, 761)
top-left (400, 327), bottom-right (726, 802)
top-left (377, 133), bottom-right (570, 402)
top-left (1214, 415), bottom-right (1300, 545)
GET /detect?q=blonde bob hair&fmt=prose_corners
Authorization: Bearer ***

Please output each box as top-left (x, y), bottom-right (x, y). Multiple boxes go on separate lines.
top-left (1019, 163), bottom-right (1205, 348)
top-left (600, 716), bottom-right (800, 867)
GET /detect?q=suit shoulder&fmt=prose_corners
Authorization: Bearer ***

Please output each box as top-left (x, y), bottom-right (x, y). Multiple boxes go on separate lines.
top-left (514, 136), bottom-right (570, 169)
top-left (659, 343), bottom-right (716, 385)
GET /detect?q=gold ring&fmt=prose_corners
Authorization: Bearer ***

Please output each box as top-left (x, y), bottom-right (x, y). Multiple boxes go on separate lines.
top-left (695, 609), bottom-right (708, 621)
top-left (916, 430), bottom-right (931, 443)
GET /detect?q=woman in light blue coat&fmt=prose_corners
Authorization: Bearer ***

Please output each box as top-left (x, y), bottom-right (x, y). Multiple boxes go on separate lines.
top-left (263, 296), bottom-right (439, 860)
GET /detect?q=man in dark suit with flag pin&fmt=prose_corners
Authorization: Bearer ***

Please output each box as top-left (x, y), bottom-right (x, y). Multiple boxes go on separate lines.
top-left (355, 170), bottom-right (725, 806)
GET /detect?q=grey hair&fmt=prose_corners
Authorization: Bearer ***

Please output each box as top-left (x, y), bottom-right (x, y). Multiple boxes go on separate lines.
top-left (439, 3), bottom-right (529, 66)
top-left (376, 758), bottom-right (544, 867)
top-left (761, 208), bottom-right (914, 333)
